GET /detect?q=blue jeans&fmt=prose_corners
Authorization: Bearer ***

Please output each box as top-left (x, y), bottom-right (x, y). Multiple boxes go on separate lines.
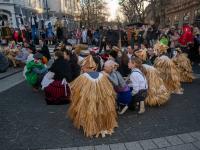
top-left (31, 26), bottom-right (38, 41)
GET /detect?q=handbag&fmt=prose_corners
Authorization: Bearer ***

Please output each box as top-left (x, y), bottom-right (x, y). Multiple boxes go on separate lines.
top-left (114, 71), bottom-right (129, 92)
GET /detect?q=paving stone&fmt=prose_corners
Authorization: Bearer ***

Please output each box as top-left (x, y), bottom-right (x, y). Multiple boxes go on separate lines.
top-left (95, 145), bottom-right (110, 150)
top-left (165, 143), bottom-right (198, 150)
top-left (62, 147), bottom-right (78, 150)
top-left (152, 138), bottom-right (171, 148)
top-left (78, 146), bottom-right (94, 150)
top-left (193, 141), bottom-right (200, 149)
top-left (45, 148), bottom-right (61, 150)
top-left (125, 141), bottom-right (143, 150)
top-left (139, 139), bottom-right (158, 150)
top-left (165, 135), bottom-right (184, 146)
top-left (190, 131), bottom-right (200, 140)
top-left (109, 143), bottom-right (126, 150)
top-left (178, 133), bottom-right (197, 143)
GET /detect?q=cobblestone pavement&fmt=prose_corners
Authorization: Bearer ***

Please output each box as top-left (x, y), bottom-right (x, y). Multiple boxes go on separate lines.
top-left (0, 78), bottom-right (200, 150)
top-left (41, 131), bottom-right (200, 150)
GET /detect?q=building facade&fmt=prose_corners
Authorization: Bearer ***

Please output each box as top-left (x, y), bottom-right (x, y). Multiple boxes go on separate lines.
top-left (46, 0), bottom-right (81, 29)
top-left (165, 0), bottom-right (200, 27)
top-left (0, 0), bottom-right (81, 29)
top-left (144, 0), bottom-right (200, 27)
top-left (0, 0), bottom-right (45, 28)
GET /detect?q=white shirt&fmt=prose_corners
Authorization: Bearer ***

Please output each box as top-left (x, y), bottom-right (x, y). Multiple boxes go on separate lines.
top-left (130, 68), bottom-right (148, 95)
top-left (82, 30), bottom-right (87, 43)
top-left (26, 54), bottom-right (34, 63)
top-left (127, 53), bottom-right (133, 60)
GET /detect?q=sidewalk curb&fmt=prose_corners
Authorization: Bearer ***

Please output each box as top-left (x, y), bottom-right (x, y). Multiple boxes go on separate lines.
top-left (0, 78), bottom-right (25, 93)
top-left (36, 131), bottom-right (200, 150)
top-left (0, 69), bottom-right (23, 80)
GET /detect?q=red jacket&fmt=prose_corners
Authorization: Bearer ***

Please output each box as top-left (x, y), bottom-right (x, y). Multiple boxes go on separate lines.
top-left (178, 25), bottom-right (194, 46)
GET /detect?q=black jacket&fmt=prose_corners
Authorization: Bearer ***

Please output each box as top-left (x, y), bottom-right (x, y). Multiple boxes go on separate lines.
top-left (40, 45), bottom-right (51, 61)
top-left (49, 58), bottom-right (72, 82)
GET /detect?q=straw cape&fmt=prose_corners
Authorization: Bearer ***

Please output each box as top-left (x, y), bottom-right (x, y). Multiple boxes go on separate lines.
top-left (73, 44), bottom-right (88, 54)
top-left (153, 42), bottom-right (169, 56)
top-left (68, 72), bottom-right (118, 138)
top-left (142, 64), bottom-right (170, 106)
top-left (154, 55), bottom-right (183, 94)
top-left (68, 55), bottom-right (117, 138)
top-left (172, 53), bottom-right (194, 83)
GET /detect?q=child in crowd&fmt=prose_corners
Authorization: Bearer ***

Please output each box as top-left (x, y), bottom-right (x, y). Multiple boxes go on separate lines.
top-left (126, 56), bottom-right (148, 114)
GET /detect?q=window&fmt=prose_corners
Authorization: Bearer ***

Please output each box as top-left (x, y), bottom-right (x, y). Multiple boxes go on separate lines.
top-left (195, 9), bottom-right (200, 17)
top-left (183, 12), bottom-right (190, 21)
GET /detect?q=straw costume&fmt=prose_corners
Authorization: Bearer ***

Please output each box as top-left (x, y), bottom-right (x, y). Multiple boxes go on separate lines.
top-left (134, 49), bottom-right (170, 106)
top-left (134, 49), bottom-right (147, 62)
top-left (142, 64), bottom-right (170, 106)
top-left (68, 55), bottom-right (118, 138)
top-left (153, 42), bottom-right (183, 94)
top-left (73, 44), bottom-right (88, 55)
top-left (172, 48), bottom-right (194, 83)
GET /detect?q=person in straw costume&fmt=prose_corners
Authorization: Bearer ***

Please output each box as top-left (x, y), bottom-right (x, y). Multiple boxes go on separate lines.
top-left (172, 48), bottom-right (194, 83)
top-left (134, 49), bottom-right (170, 106)
top-left (142, 64), bottom-right (171, 106)
top-left (68, 55), bottom-right (118, 138)
top-left (153, 42), bottom-right (183, 94)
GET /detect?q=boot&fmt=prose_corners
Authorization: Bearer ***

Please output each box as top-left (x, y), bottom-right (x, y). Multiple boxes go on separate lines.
top-left (138, 101), bottom-right (145, 114)
top-left (118, 105), bottom-right (129, 115)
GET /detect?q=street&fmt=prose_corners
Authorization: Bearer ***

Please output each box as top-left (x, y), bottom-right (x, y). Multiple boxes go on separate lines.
top-left (0, 77), bottom-right (200, 149)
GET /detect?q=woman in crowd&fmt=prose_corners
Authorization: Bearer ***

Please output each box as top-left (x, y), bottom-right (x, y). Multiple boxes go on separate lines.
top-left (46, 22), bottom-right (54, 45)
top-left (63, 50), bottom-right (80, 81)
top-left (43, 51), bottom-right (72, 104)
top-left (68, 55), bottom-right (117, 138)
top-left (15, 43), bottom-right (30, 66)
top-left (103, 60), bottom-right (132, 114)
top-left (118, 51), bottom-right (131, 77)
top-left (39, 40), bottom-right (51, 62)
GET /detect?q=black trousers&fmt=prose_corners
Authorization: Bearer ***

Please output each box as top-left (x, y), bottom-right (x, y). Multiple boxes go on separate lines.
top-left (129, 89), bottom-right (147, 110)
top-left (99, 41), bottom-right (106, 53)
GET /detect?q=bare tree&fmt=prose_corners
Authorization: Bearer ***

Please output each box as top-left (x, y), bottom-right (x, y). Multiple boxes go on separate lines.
top-left (146, 0), bottom-right (169, 26)
top-left (80, 0), bottom-right (108, 28)
top-left (120, 0), bottom-right (146, 23)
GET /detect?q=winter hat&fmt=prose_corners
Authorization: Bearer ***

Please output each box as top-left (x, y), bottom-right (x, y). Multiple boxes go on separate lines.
top-left (33, 53), bottom-right (43, 60)
top-left (109, 50), bottom-right (118, 59)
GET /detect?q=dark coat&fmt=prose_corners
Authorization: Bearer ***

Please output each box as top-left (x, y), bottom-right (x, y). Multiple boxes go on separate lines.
top-left (40, 45), bottom-right (51, 61)
top-left (49, 58), bottom-right (72, 82)
top-left (0, 52), bottom-right (9, 73)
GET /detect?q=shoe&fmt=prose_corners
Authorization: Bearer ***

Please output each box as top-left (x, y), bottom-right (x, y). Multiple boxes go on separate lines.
top-left (138, 101), bottom-right (145, 114)
top-left (118, 105), bottom-right (128, 115)
top-left (174, 88), bottom-right (184, 95)
top-left (33, 87), bottom-right (39, 92)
